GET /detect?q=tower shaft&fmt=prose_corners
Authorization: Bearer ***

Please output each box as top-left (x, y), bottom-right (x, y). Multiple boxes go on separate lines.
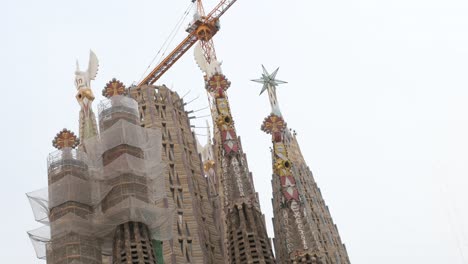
top-left (98, 96), bottom-right (157, 264)
top-left (47, 148), bottom-right (102, 264)
top-left (205, 74), bottom-right (276, 263)
top-left (130, 84), bottom-right (224, 263)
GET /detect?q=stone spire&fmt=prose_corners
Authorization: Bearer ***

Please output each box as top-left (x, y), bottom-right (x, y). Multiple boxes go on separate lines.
top-left (254, 66), bottom-right (350, 264)
top-left (195, 42), bottom-right (275, 261)
top-left (204, 71), bottom-right (275, 263)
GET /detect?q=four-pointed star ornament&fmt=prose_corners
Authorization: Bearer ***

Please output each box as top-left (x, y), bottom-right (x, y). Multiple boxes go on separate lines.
top-left (251, 65), bottom-right (287, 95)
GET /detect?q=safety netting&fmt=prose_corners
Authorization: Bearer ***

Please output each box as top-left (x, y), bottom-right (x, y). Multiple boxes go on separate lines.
top-left (98, 95), bottom-right (140, 121)
top-left (27, 95), bottom-right (173, 260)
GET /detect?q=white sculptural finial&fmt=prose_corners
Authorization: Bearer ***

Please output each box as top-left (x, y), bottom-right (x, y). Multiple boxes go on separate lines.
top-left (74, 50), bottom-right (99, 109)
top-left (74, 50), bottom-right (99, 141)
top-left (75, 50), bottom-right (99, 90)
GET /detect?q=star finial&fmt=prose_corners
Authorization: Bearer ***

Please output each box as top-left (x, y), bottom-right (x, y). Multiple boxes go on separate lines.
top-left (251, 65), bottom-right (287, 95)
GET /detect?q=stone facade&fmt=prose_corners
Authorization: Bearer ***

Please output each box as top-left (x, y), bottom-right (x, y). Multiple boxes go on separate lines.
top-left (129, 84), bottom-right (224, 263)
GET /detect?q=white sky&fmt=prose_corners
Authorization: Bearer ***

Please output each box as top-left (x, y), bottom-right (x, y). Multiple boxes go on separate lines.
top-left (2, 0), bottom-right (468, 263)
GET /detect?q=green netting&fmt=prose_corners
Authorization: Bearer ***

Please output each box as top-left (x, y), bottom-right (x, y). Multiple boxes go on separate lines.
top-left (152, 239), bottom-right (164, 264)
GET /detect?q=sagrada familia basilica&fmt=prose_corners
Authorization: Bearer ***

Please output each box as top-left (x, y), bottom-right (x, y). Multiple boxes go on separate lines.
top-left (26, 1), bottom-right (351, 263)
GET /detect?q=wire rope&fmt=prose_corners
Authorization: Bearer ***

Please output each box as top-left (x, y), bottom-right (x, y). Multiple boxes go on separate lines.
top-left (138, 2), bottom-right (194, 83)
top-left (157, 3), bottom-right (194, 65)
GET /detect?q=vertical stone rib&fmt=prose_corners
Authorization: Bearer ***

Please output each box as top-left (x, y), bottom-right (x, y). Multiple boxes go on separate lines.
top-left (123, 223), bottom-right (132, 264)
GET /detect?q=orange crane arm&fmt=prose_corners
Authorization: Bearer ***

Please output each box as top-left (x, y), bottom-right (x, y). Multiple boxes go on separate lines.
top-left (206, 0), bottom-right (237, 22)
top-left (138, 0), bottom-right (237, 86)
top-left (139, 33), bottom-right (198, 86)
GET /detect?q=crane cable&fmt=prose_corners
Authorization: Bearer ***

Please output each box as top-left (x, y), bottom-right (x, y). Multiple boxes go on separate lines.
top-left (157, 2), bottom-right (194, 66)
top-left (138, 2), bottom-right (194, 84)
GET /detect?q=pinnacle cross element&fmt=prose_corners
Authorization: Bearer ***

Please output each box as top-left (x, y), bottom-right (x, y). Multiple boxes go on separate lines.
top-left (103, 78), bottom-right (127, 98)
top-left (252, 65), bottom-right (287, 95)
top-left (52, 129), bottom-right (80, 149)
top-left (252, 65), bottom-right (287, 116)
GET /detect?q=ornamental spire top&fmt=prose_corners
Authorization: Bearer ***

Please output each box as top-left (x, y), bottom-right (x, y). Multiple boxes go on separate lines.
top-left (52, 129), bottom-right (79, 150)
top-left (75, 50), bottom-right (99, 141)
top-left (74, 50), bottom-right (99, 91)
top-left (251, 65), bottom-right (287, 116)
top-left (102, 78), bottom-right (127, 98)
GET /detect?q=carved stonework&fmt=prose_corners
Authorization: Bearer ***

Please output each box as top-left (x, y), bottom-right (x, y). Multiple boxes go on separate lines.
top-left (261, 114), bottom-right (286, 134)
top-left (102, 78), bottom-right (126, 98)
top-left (205, 73), bottom-right (231, 94)
top-left (75, 50), bottom-right (99, 141)
top-left (75, 51), bottom-right (98, 91)
top-left (75, 50), bottom-right (98, 116)
top-left (52, 129), bottom-right (79, 149)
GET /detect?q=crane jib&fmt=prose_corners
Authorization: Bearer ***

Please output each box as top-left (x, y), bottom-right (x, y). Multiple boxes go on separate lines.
top-left (138, 0), bottom-right (238, 86)
top-left (140, 34), bottom-right (198, 86)
top-left (206, 0), bottom-right (237, 20)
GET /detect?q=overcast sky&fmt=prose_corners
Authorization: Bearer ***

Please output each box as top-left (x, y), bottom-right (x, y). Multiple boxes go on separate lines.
top-left (2, 0), bottom-right (468, 263)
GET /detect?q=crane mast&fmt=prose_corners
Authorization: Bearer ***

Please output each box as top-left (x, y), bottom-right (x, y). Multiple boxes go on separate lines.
top-left (192, 0), bottom-right (218, 66)
top-left (138, 0), bottom-right (237, 86)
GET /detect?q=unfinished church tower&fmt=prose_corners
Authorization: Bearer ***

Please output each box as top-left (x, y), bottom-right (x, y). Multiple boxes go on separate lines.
top-left (97, 82), bottom-right (162, 264)
top-left (27, 52), bottom-right (173, 264)
top-left (253, 66), bottom-right (350, 264)
top-left (198, 71), bottom-right (276, 263)
top-left (128, 83), bottom-right (225, 264)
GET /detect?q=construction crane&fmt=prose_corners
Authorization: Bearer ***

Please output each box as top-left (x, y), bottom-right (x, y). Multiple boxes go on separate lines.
top-left (138, 0), bottom-right (237, 86)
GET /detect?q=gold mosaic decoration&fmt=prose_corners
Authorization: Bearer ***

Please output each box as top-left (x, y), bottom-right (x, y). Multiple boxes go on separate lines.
top-left (216, 114), bottom-right (233, 128)
top-left (203, 160), bottom-right (216, 172)
top-left (275, 159), bottom-right (292, 170)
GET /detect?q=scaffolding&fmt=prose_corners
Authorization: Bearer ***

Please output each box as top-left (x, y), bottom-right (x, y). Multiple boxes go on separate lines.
top-left (27, 95), bottom-right (174, 262)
